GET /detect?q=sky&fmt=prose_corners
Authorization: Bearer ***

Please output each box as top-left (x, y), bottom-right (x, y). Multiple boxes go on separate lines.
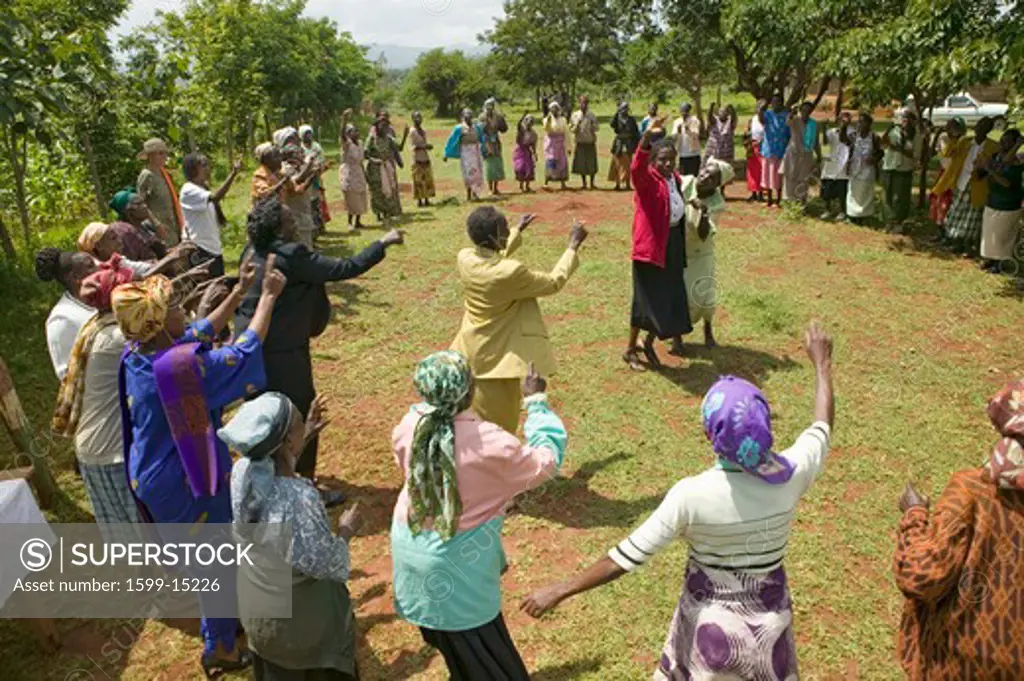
top-left (113, 0), bottom-right (507, 48)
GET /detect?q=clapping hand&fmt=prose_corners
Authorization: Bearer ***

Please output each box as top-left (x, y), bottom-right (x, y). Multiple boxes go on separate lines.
top-left (304, 394), bottom-right (332, 445)
top-left (522, 362), bottom-right (547, 397)
top-left (568, 220), bottom-right (588, 250)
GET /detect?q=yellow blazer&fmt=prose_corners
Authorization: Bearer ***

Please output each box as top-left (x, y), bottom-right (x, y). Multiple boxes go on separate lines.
top-left (931, 136), bottom-right (999, 208)
top-left (450, 227), bottom-right (579, 380)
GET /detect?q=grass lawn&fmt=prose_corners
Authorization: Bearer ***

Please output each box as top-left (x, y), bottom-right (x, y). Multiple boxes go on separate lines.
top-left (2, 112), bottom-right (1023, 680)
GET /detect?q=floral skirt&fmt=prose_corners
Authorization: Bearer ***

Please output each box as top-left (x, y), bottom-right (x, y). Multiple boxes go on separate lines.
top-left (412, 161), bottom-right (436, 200)
top-left (513, 145), bottom-right (535, 182)
top-left (460, 145), bottom-right (486, 198)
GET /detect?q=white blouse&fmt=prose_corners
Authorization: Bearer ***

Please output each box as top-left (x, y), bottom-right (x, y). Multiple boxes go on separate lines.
top-left (667, 177), bottom-right (686, 225)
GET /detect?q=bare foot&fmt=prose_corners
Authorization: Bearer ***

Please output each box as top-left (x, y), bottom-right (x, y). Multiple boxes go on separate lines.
top-left (668, 341), bottom-right (686, 357)
top-left (622, 349), bottom-right (646, 372)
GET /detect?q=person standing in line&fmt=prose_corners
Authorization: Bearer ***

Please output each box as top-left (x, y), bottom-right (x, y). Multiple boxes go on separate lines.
top-left (703, 103), bottom-right (737, 168)
top-left (300, 124), bottom-right (332, 235)
top-left (409, 111), bottom-right (436, 207)
top-left (744, 100), bottom-right (766, 202)
top-left (927, 117), bottom-right (965, 230)
top-left (179, 152), bottom-right (243, 277)
top-left (880, 111), bottom-right (923, 230)
top-left (819, 112), bottom-right (853, 221)
top-left (759, 94), bottom-right (791, 208)
top-left (543, 102), bottom-right (570, 190)
top-left (781, 101), bottom-right (820, 205)
top-left (444, 108), bottom-right (488, 202)
top-left (570, 95), bottom-right (600, 189)
top-left (364, 110), bottom-right (407, 224)
top-left (841, 113), bottom-right (882, 224)
top-left (673, 103), bottom-right (703, 177)
top-left (513, 113), bottom-right (539, 193)
top-left (480, 98), bottom-right (509, 196)
top-left (937, 117), bottom-right (998, 255)
top-left (278, 139), bottom-right (320, 251)
top-left (136, 138), bottom-right (183, 247)
top-left (608, 102), bottom-right (640, 191)
top-left (450, 206), bottom-right (587, 434)
top-left (977, 129), bottom-right (1023, 273)
top-left (107, 189), bottom-right (170, 260)
top-left (36, 248), bottom-right (99, 381)
top-left (339, 109), bottom-right (369, 230)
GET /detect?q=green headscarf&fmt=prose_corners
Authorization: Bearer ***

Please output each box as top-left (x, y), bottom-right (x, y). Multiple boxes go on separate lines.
top-left (408, 350), bottom-right (472, 541)
top-left (109, 188), bottom-right (136, 220)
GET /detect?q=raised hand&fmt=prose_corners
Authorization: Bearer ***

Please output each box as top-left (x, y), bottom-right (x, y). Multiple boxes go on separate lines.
top-left (237, 251), bottom-right (258, 292)
top-left (304, 393), bottom-right (332, 444)
top-left (518, 213), bottom-right (537, 231)
top-left (522, 362), bottom-right (547, 397)
top-left (382, 229), bottom-right (405, 247)
top-left (568, 220), bottom-right (588, 251)
top-left (898, 482), bottom-right (929, 512)
top-left (262, 253), bottom-right (287, 298)
top-left (803, 321), bottom-right (833, 368)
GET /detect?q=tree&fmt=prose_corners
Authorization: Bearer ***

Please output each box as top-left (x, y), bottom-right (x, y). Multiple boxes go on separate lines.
top-left (400, 49), bottom-right (493, 118)
top-left (483, 0), bottom-right (621, 107)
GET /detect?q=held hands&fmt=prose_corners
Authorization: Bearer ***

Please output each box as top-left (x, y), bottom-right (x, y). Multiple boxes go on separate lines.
top-left (522, 362), bottom-right (547, 398)
top-left (568, 220), bottom-right (588, 251)
top-left (338, 501), bottom-right (365, 540)
top-left (382, 229), bottom-right (405, 247)
top-left (898, 482), bottom-right (929, 512)
top-left (262, 253), bottom-right (287, 298)
top-left (521, 584), bottom-right (564, 618)
top-left (803, 321), bottom-right (833, 369)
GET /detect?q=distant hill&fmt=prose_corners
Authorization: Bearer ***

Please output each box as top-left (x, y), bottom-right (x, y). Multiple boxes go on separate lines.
top-left (366, 43), bottom-right (490, 70)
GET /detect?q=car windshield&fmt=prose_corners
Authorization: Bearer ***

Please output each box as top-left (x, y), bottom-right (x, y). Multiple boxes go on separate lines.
top-left (948, 96), bottom-right (972, 107)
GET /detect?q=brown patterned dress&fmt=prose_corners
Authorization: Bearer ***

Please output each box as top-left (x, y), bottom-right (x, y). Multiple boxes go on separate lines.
top-left (894, 468), bottom-right (1024, 680)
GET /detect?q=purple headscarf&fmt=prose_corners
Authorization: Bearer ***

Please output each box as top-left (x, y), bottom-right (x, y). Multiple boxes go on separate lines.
top-left (701, 375), bottom-right (794, 484)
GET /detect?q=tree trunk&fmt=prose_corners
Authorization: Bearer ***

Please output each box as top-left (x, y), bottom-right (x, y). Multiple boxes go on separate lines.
top-left (2, 129), bottom-right (32, 245)
top-left (0, 357), bottom-right (57, 509)
top-left (810, 77), bottom-right (830, 112)
top-left (834, 78), bottom-right (846, 122)
top-left (0, 214), bottom-right (16, 260)
top-left (80, 129), bottom-right (107, 218)
top-left (263, 113), bottom-right (272, 143)
top-left (246, 115), bottom-right (255, 158)
top-left (918, 91), bottom-right (939, 209)
top-left (693, 84), bottom-right (704, 132)
top-left (225, 119), bottom-right (234, 164)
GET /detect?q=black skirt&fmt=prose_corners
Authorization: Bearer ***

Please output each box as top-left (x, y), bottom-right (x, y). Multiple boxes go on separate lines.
top-left (252, 655), bottom-right (357, 681)
top-left (631, 225), bottom-right (692, 340)
top-left (420, 613), bottom-right (529, 681)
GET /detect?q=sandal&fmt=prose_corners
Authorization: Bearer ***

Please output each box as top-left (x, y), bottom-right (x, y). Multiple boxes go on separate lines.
top-left (641, 342), bottom-right (662, 369)
top-left (622, 349), bottom-right (646, 372)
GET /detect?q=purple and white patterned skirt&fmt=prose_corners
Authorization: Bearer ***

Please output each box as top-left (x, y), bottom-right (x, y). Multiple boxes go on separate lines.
top-left (656, 561), bottom-right (799, 681)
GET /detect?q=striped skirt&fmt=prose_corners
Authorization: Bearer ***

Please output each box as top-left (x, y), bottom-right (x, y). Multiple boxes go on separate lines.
top-left (945, 190), bottom-right (984, 243)
top-left (80, 462), bottom-right (143, 544)
top-left (656, 561), bottom-right (798, 680)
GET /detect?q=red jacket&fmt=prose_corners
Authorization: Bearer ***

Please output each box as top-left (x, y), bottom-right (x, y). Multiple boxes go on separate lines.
top-left (630, 147), bottom-right (683, 268)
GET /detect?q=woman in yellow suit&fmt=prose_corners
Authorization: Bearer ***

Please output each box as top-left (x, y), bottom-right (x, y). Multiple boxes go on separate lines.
top-left (451, 206), bottom-right (588, 433)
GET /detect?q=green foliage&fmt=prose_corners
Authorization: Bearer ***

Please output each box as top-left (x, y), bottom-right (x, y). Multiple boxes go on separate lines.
top-left (400, 49), bottom-right (501, 118)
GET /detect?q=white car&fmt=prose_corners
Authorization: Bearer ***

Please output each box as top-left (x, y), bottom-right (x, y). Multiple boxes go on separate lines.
top-left (899, 93), bottom-right (1010, 126)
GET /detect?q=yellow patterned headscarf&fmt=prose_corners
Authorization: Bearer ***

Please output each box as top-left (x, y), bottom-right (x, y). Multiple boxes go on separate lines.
top-left (111, 275), bottom-right (173, 343)
top-left (77, 222), bottom-right (109, 255)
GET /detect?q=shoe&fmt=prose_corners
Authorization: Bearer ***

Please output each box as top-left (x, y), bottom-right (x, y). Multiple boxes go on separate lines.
top-left (320, 489), bottom-right (346, 508)
top-left (202, 648), bottom-right (252, 679)
top-left (835, 213), bottom-right (847, 222)
top-left (820, 212), bottom-right (833, 221)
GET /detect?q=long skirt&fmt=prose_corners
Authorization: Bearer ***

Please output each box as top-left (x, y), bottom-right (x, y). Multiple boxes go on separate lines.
top-left (366, 160), bottom-right (402, 219)
top-left (608, 153), bottom-right (631, 185)
top-left (981, 206), bottom-right (1022, 260)
top-left (881, 170), bottom-right (913, 223)
top-left (679, 155), bottom-right (701, 177)
top-left (545, 134), bottom-right (569, 181)
top-left (684, 251), bottom-right (716, 325)
top-left (631, 227), bottom-right (692, 340)
top-left (80, 461), bottom-right (142, 544)
top-left (513, 145), bottom-right (535, 182)
top-left (253, 656), bottom-right (357, 681)
top-left (746, 143), bottom-right (763, 193)
top-left (655, 561), bottom-right (798, 680)
top-left (485, 154), bottom-right (506, 183)
top-left (342, 189), bottom-right (367, 216)
top-left (572, 142), bottom-right (598, 176)
top-left (420, 613), bottom-right (529, 681)
top-left (946, 190), bottom-right (984, 245)
top-left (929, 189), bottom-right (953, 226)
top-left (412, 161), bottom-right (436, 200)
top-left (460, 144), bottom-right (486, 198)
top-left (761, 157), bottom-right (782, 191)
top-left (847, 175), bottom-right (876, 218)
top-left (781, 149), bottom-right (814, 202)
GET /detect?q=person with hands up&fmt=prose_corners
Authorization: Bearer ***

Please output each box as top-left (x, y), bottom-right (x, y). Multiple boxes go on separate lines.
top-left (523, 321), bottom-right (836, 681)
top-left (451, 205), bottom-right (587, 433)
top-left (225, 391), bottom-right (365, 681)
top-left (234, 195), bottom-right (403, 504)
top-left (179, 152), bottom-right (243, 277)
top-left (390, 352), bottom-right (568, 681)
top-left (894, 377), bottom-right (1024, 681)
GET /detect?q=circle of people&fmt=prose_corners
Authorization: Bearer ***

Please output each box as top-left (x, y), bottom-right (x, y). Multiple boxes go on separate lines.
top-left (31, 91), bottom-right (1024, 680)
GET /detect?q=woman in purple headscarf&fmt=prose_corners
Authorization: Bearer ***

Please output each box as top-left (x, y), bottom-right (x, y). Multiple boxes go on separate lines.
top-left (522, 322), bottom-right (835, 681)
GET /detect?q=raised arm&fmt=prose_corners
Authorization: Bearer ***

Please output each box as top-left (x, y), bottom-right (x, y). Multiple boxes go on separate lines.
top-left (287, 230), bottom-right (402, 283)
top-left (805, 321), bottom-right (834, 428)
top-left (211, 161), bottom-right (243, 204)
top-left (506, 222), bottom-right (587, 300)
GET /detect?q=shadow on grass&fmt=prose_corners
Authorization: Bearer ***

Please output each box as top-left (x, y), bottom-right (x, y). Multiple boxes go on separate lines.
top-left (532, 657), bottom-right (605, 680)
top-left (517, 452), bottom-right (663, 528)
top-left (656, 344), bottom-right (799, 397)
top-left (995, 274), bottom-right (1024, 300)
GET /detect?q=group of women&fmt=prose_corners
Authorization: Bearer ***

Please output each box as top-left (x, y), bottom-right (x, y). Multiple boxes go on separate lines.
top-left (29, 94), bottom-right (1024, 681)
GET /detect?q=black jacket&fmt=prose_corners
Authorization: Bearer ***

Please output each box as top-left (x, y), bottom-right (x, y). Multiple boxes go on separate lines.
top-left (234, 239), bottom-right (387, 352)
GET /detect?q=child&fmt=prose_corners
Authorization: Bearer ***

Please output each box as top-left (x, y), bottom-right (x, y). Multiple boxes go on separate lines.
top-left (820, 112), bottom-right (853, 220)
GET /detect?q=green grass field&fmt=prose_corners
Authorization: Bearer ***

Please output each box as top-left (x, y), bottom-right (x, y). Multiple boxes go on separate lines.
top-left (2, 111), bottom-right (1022, 680)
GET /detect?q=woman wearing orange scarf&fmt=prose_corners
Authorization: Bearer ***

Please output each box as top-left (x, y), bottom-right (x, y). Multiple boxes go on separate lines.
top-left (136, 138), bottom-right (184, 247)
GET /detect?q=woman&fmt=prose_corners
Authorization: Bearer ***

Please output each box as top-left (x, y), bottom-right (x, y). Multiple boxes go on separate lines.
top-left (523, 323), bottom-right (836, 681)
top-left (443, 108), bottom-right (487, 202)
top-left (978, 129), bottom-right (1023, 273)
top-left (480, 98), bottom-right (509, 195)
top-left (894, 379), bottom-right (1024, 680)
top-left (78, 222), bottom-right (195, 280)
top-left (51, 261), bottom-right (140, 541)
top-left (622, 120), bottom-right (696, 372)
top-left (280, 142), bottom-right (319, 250)
top-left (880, 112), bottom-right (922, 228)
top-left (108, 189), bottom-right (169, 260)
top-left (451, 207), bottom-right (586, 434)
top-left (570, 95), bottom-right (599, 189)
top-left (391, 351), bottom-right (569, 681)
top-left (759, 94), bottom-right (790, 208)
top-left (136, 137), bottom-right (183, 247)
top-left (111, 258), bottom-right (285, 676)
top-left (339, 109), bottom-right (368, 230)
top-left (180, 152), bottom-right (243, 277)
top-left (781, 102), bottom-right (820, 204)
top-left (939, 117), bottom-right (998, 254)
top-left (543, 101), bottom-right (569, 189)
top-left (251, 142), bottom-right (284, 205)
top-left (408, 111), bottom-right (436, 207)
top-left (842, 113), bottom-right (882, 223)
top-left (300, 124), bottom-right (331, 232)
top-left (609, 102), bottom-right (640, 191)
top-left (703, 103), bottom-right (737, 167)
top-left (226, 392), bottom-right (364, 681)
top-left (684, 159), bottom-right (734, 351)
top-left (819, 112), bottom-right (853, 221)
top-left (927, 118), bottom-right (965, 228)
top-left (513, 114), bottom-right (538, 193)
top-left (36, 247), bottom-right (99, 380)
top-left (365, 110), bottom-right (407, 223)
top-left (234, 195), bottom-right (403, 500)
top-left (744, 100), bottom-right (766, 201)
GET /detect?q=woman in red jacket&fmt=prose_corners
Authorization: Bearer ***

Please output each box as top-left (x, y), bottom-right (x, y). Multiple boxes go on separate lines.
top-left (623, 119), bottom-right (699, 371)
